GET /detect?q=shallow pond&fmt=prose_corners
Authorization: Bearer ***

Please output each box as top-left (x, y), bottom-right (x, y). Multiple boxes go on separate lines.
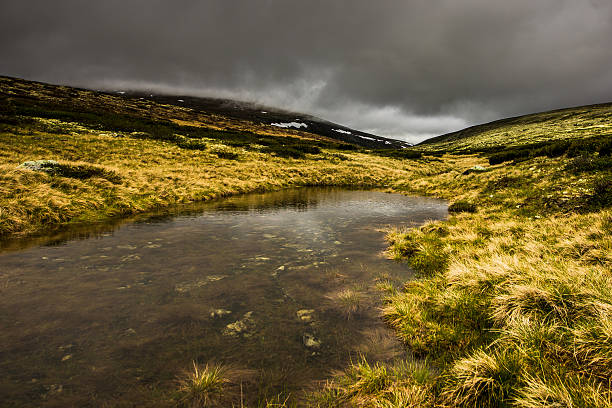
top-left (0, 188), bottom-right (446, 407)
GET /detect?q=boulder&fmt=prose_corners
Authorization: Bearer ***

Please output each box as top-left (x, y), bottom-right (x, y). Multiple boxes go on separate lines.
top-left (462, 165), bottom-right (488, 175)
top-left (18, 160), bottom-right (59, 172)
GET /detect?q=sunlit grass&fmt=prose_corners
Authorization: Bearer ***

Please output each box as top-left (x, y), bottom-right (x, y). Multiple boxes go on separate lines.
top-left (177, 362), bottom-right (229, 407)
top-left (312, 357), bottom-right (434, 407)
top-left (2, 75), bottom-right (611, 406)
top-left (0, 124), bottom-right (425, 237)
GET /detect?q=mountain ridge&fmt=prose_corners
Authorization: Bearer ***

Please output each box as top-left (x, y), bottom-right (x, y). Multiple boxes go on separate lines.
top-left (417, 101), bottom-right (612, 152)
top-left (0, 75), bottom-right (410, 149)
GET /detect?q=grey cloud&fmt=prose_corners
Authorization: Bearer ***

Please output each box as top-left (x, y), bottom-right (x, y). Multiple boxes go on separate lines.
top-left (1, 0), bottom-right (611, 142)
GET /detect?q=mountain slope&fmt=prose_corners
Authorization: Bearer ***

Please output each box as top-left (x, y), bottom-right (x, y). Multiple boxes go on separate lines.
top-left (1, 74), bottom-right (611, 406)
top-left (0, 75), bottom-right (426, 239)
top-left (0, 76), bottom-right (409, 149)
top-left (127, 91), bottom-right (411, 149)
top-left (416, 102), bottom-right (612, 152)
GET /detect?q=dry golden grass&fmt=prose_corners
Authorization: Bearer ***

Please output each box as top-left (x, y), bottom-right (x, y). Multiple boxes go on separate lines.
top-left (313, 358), bottom-right (434, 408)
top-left (380, 158), bottom-right (612, 407)
top-left (0, 120), bottom-right (428, 237)
top-left (2, 76), bottom-right (611, 406)
top-left (415, 102), bottom-right (612, 153)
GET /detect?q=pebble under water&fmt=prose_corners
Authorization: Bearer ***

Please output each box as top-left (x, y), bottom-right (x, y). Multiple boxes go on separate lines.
top-left (0, 187), bottom-right (447, 407)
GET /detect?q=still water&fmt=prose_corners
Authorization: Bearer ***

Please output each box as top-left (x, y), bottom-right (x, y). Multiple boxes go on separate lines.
top-left (0, 188), bottom-right (446, 407)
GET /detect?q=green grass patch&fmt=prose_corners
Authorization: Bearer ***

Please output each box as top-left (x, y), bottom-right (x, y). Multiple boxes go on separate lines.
top-left (448, 200), bottom-right (477, 213)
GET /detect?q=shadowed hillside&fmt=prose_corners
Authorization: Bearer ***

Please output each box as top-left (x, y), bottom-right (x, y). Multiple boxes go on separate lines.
top-left (0, 76), bottom-right (410, 150)
top-left (127, 91), bottom-right (411, 149)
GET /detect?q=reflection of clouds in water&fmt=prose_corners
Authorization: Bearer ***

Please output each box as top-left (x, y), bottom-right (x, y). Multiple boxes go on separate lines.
top-left (0, 188), bottom-right (446, 405)
top-left (187, 189), bottom-right (447, 252)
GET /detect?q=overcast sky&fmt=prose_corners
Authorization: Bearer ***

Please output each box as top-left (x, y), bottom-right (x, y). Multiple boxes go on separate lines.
top-left (2, 1), bottom-right (611, 143)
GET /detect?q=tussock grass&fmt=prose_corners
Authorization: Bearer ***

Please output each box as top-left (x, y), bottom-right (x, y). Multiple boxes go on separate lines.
top-left (382, 187), bottom-right (612, 406)
top-left (447, 200), bottom-right (477, 213)
top-left (312, 358), bottom-right (434, 408)
top-left (374, 119), bottom-right (612, 406)
top-left (440, 348), bottom-right (523, 407)
top-left (386, 225), bottom-right (448, 276)
top-left (327, 287), bottom-right (365, 319)
top-left (0, 120), bottom-right (420, 237)
top-left (515, 373), bottom-right (612, 408)
top-left (176, 362), bottom-right (229, 407)
top-left (2, 76), bottom-right (611, 406)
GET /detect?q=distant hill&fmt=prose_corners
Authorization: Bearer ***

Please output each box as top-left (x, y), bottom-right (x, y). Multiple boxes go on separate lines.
top-left (126, 92), bottom-right (410, 149)
top-left (0, 76), bottom-right (410, 149)
top-left (416, 102), bottom-right (612, 153)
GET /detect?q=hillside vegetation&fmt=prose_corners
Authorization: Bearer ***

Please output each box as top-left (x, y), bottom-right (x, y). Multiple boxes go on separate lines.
top-left (1, 77), bottom-right (611, 407)
top-left (0, 76), bottom-right (423, 238)
top-left (315, 106), bottom-right (612, 407)
top-left (417, 102), bottom-right (612, 153)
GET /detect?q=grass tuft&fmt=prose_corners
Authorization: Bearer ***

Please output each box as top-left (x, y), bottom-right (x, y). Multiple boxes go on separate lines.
top-left (448, 200), bottom-right (477, 213)
top-left (176, 362), bottom-right (229, 407)
top-left (386, 226), bottom-right (448, 276)
top-left (441, 348), bottom-right (523, 408)
top-left (515, 373), bottom-right (612, 408)
top-left (312, 358), bottom-right (434, 408)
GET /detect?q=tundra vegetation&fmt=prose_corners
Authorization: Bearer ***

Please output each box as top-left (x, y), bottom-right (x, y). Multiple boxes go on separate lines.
top-left (1, 76), bottom-right (611, 406)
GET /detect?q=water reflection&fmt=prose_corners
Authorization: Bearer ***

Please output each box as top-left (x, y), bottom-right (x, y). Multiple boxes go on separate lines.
top-left (0, 188), bottom-right (446, 406)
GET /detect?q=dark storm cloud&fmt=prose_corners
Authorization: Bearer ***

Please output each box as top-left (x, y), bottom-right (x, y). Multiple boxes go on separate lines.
top-left (2, 0), bottom-right (611, 142)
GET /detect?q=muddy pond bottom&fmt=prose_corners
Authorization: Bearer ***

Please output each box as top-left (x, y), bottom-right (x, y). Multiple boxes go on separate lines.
top-left (0, 188), bottom-right (447, 407)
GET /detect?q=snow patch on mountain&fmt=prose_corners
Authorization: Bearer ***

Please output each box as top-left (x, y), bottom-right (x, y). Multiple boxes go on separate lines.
top-left (356, 135), bottom-right (377, 141)
top-left (332, 129), bottom-right (352, 134)
top-left (271, 122), bottom-right (308, 129)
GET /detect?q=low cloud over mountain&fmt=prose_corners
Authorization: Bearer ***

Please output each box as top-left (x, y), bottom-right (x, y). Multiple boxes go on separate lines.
top-left (2, 0), bottom-right (611, 142)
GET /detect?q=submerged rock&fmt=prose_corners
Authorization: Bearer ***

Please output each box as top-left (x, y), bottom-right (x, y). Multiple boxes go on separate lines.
top-left (223, 312), bottom-right (255, 337)
top-left (44, 384), bottom-right (63, 396)
top-left (120, 254), bottom-right (141, 262)
top-left (116, 245), bottom-right (138, 250)
top-left (210, 309), bottom-right (232, 319)
top-left (296, 309), bottom-right (315, 322)
top-left (175, 275), bottom-right (228, 292)
top-left (207, 275), bottom-right (228, 282)
top-left (302, 333), bottom-right (321, 349)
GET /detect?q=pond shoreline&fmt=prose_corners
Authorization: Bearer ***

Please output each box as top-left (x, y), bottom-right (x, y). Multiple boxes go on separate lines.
top-left (0, 188), bottom-right (447, 407)
top-left (0, 184), bottom-right (419, 253)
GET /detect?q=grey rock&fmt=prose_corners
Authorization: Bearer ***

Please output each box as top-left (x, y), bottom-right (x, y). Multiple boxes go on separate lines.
top-left (463, 165), bottom-right (488, 175)
top-left (18, 160), bottom-right (59, 172)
